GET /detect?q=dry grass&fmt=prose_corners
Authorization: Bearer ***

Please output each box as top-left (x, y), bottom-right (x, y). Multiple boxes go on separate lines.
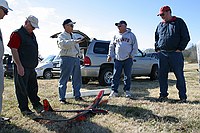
top-left (0, 63), bottom-right (199, 133)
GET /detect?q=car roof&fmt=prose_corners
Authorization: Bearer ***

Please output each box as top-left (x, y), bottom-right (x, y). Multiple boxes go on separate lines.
top-left (50, 30), bottom-right (90, 40)
top-left (50, 30), bottom-right (90, 47)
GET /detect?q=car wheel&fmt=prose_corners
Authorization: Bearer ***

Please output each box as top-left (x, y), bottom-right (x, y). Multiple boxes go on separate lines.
top-left (82, 77), bottom-right (90, 84)
top-left (43, 69), bottom-right (53, 79)
top-left (150, 65), bottom-right (158, 80)
top-left (98, 67), bottom-right (113, 86)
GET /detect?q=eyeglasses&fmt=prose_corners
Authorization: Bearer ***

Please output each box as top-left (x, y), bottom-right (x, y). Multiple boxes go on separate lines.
top-left (160, 13), bottom-right (165, 16)
top-left (67, 24), bottom-right (74, 28)
top-left (31, 25), bottom-right (35, 30)
top-left (117, 24), bottom-right (126, 28)
top-left (28, 21), bottom-right (35, 30)
top-left (0, 7), bottom-right (8, 15)
top-left (159, 10), bottom-right (170, 17)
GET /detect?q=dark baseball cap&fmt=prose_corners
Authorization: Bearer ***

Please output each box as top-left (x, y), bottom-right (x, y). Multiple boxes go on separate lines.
top-left (115, 20), bottom-right (127, 26)
top-left (62, 19), bottom-right (76, 26)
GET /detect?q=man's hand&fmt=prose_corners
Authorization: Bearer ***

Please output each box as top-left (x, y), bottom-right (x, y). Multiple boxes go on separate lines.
top-left (76, 37), bottom-right (85, 44)
top-left (176, 50), bottom-right (182, 52)
top-left (17, 64), bottom-right (24, 76)
top-left (11, 48), bottom-right (24, 76)
top-left (107, 56), bottom-right (112, 62)
top-left (129, 55), bottom-right (133, 58)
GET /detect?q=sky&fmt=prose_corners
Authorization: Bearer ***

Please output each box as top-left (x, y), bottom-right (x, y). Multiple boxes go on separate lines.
top-left (1, 0), bottom-right (199, 57)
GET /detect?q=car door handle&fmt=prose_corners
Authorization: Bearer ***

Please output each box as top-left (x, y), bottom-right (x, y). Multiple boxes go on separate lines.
top-left (133, 59), bottom-right (136, 62)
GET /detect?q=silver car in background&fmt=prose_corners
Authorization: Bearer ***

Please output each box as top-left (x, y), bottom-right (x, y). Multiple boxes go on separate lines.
top-left (81, 39), bottom-right (158, 86)
top-left (35, 55), bottom-right (56, 79)
top-left (50, 31), bottom-right (158, 86)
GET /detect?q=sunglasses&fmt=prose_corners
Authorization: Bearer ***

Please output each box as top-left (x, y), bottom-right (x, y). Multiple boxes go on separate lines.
top-left (1, 7), bottom-right (8, 15)
top-left (159, 10), bottom-right (170, 17)
top-left (28, 21), bottom-right (35, 30)
top-left (31, 25), bottom-right (35, 30)
top-left (67, 24), bottom-right (74, 28)
top-left (117, 24), bottom-right (126, 28)
top-left (160, 13), bottom-right (165, 16)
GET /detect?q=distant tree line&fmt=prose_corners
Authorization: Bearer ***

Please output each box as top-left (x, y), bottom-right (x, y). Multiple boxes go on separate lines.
top-left (183, 44), bottom-right (197, 63)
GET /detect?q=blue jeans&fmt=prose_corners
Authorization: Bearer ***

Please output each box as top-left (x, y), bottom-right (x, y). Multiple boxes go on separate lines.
top-left (111, 58), bottom-right (133, 93)
top-left (158, 51), bottom-right (187, 99)
top-left (58, 56), bottom-right (82, 100)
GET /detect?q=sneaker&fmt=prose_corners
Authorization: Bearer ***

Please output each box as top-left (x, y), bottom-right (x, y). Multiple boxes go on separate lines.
top-left (21, 109), bottom-right (34, 116)
top-left (60, 100), bottom-right (67, 104)
top-left (178, 99), bottom-right (187, 103)
top-left (158, 96), bottom-right (168, 102)
top-left (109, 91), bottom-right (119, 98)
top-left (125, 91), bottom-right (133, 98)
top-left (0, 117), bottom-right (10, 122)
top-left (75, 97), bottom-right (84, 101)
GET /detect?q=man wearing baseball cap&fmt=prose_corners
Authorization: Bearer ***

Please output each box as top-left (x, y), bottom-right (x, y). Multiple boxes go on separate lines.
top-left (57, 19), bottom-right (85, 104)
top-left (155, 6), bottom-right (190, 103)
top-left (7, 15), bottom-right (42, 115)
top-left (115, 20), bottom-right (127, 27)
top-left (0, 0), bottom-right (12, 122)
top-left (108, 20), bottom-right (138, 98)
top-left (0, 0), bottom-right (12, 17)
top-left (157, 6), bottom-right (171, 16)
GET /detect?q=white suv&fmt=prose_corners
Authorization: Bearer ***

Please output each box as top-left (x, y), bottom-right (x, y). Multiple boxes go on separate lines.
top-left (50, 31), bottom-right (158, 86)
top-left (35, 55), bottom-right (56, 79)
top-left (81, 39), bottom-right (158, 86)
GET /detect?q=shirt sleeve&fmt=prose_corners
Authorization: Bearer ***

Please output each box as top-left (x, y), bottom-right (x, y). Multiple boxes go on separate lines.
top-left (7, 32), bottom-right (21, 49)
top-left (57, 33), bottom-right (77, 50)
top-left (154, 26), bottom-right (160, 52)
top-left (107, 35), bottom-right (116, 58)
top-left (130, 33), bottom-right (138, 57)
top-left (178, 18), bottom-right (190, 51)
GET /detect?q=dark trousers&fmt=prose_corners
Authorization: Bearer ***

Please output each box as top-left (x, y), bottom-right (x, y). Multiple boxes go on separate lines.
top-left (111, 58), bottom-right (133, 93)
top-left (158, 51), bottom-right (187, 100)
top-left (14, 65), bottom-right (40, 111)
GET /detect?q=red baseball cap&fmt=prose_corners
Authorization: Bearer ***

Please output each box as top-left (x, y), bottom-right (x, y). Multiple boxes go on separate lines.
top-left (157, 6), bottom-right (171, 16)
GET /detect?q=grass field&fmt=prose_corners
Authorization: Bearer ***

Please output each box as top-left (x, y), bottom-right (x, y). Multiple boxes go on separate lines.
top-left (0, 63), bottom-right (199, 133)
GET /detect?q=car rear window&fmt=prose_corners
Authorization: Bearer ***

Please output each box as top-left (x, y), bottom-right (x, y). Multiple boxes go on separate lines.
top-left (93, 42), bottom-right (110, 54)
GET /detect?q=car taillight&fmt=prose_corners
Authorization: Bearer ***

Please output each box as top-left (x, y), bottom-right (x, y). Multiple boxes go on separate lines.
top-left (83, 56), bottom-right (91, 66)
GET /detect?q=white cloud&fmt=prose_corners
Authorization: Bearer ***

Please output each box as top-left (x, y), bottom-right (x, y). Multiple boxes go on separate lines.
top-left (2, 0), bottom-right (156, 57)
top-left (2, 0), bottom-right (63, 57)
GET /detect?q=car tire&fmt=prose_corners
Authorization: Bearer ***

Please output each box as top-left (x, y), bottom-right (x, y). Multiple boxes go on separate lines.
top-left (150, 65), bottom-right (158, 80)
top-left (43, 69), bottom-right (53, 79)
top-left (82, 77), bottom-right (90, 84)
top-left (98, 67), bottom-right (113, 86)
